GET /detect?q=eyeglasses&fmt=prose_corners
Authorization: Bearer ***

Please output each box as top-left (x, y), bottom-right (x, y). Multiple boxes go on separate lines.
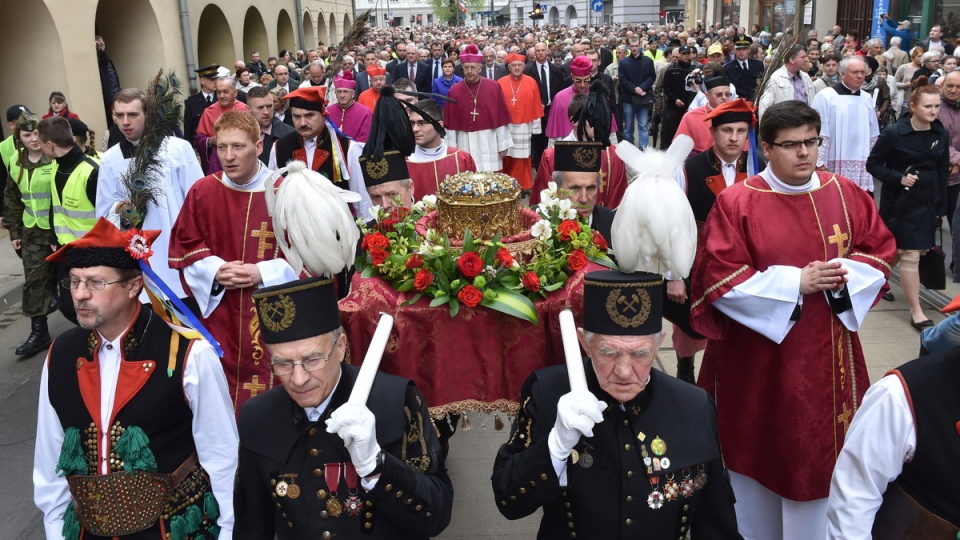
top-left (768, 137), bottom-right (823, 151)
top-left (61, 278), bottom-right (127, 291)
top-left (270, 343), bottom-right (337, 376)
top-left (409, 120), bottom-right (431, 128)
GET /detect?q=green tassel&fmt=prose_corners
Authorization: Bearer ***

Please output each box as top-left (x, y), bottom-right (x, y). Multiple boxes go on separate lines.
top-left (207, 525), bottom-right (220, 539)
top-left (114, 426), bottom-right (158, 472)
top-left (170, 514), bottom-right (188, 540)
top-left (55, 427), bottom-right (88, 477)
top-left (184, 504), bottom-right (203, 533)
top-left (203, 491), bottom-right (220, 521)
top-left (61, 503), bottom-right (80, 540)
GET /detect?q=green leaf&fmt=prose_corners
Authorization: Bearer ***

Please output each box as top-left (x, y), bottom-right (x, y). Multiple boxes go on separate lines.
top-left (463, 228), bottom-right (475, 252)
top-left (449, 297), bottom-right (461, 317)
top-left (589, 253), bottom-right (618, 269)
top-left (429, 295), bottom-right (450, 308)
top-left (396, 279), bottom-right (414, 293)
top-left (361, 266), bottom-right (375, 279)
top-left (481, 288), bottom-right (539, 324)
top-left (543, 282), bottom-right (564, 292)
top-left (499, 274), bottom-right (521, 287)
top-left (401, 293), bottom-right (423, 307)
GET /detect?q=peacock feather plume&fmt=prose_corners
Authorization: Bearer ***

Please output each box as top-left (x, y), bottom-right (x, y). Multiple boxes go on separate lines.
top-left (326, 9), bottom-right (373, 95)
top-left (116, 69), bottom-right (183, 230)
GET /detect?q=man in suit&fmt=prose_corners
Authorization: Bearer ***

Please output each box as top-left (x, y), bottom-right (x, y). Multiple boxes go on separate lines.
top-left (525, 42), bottom-right (571, 170)
top-left (592, 33), bottom-right (614, 73)
top-left (481, 47), bottom-right (508, 80)
top-left (246, 87), bottom-right (294, 165)
top-left (426, 41), bottom-right (446, 81)
top-left (723, 35), bottom-right (764, 102)
top-left (183, 64), bottom-right (224, 145)
top-left (357, 51), bottom-right (394, 94)
top-left (267, 64), bottom-right (300, 93)
top-left (392, 43), bottom-right (432, 94)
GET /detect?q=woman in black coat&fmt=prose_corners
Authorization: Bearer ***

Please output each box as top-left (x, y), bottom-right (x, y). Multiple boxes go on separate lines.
top-left (867, 81), bottom-right (950, 328)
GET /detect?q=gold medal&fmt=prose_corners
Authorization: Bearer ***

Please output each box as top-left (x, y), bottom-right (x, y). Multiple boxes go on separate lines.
top-left (327, 496), bottom-right (343, 517)
top-left (275, 480), bottom-right (288, 497)
top-left (571, 449), bottom-right (580, 464)
top-left (650, 436), bottom-right (667, 456)
top-left (286, 483), bottom-right (301, 499)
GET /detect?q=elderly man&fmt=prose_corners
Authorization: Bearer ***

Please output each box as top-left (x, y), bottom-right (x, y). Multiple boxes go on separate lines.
top-left (301, 61), bottom-right (327, 88)
top-left (812, 56), bottom-right (880, 193)
top-left (170, 111), bottom-right (297, 410)
top-left (34, 218), bottom-right (238, 540)
top-left (498, 52), bottom-right (544, 191)
top-left (235, 276), bottom-right (454, 539)
top-left (247, 86), bottom-right (294, 165)
top-left (674, 75), bottom-right (733, 154)
top-left (825, 345), bottom-right (960, 539)
top-left (329, 71), bottom-right (372, 142)
top-left (358, 65), bottom-right (387, 112)
top-left (886, 36), bottom-right (910, 73)
top-left (392, 42), bottom-right (431, 93)
top-left (691, 101), bottom-right (896, 539)
top-left (481, 46), bottom-right (508, 80)
top-left (407, 99), bottom-right (477, 197)
top-left (758, 45), bottom-right (815, 120)
top-left (492, 269), bottom-right (742, 539)
top-left (196, 76), bottom-right (248, 174)
top-left (443, 44), bottom-right (513, 172)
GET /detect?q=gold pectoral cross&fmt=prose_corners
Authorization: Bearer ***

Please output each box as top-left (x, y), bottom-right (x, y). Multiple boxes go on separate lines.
top-left (511, 96), bottom-right (518, 105)
top-left (252, 222), bottom-right (275, 258)
top-left (836, 402), bottom-right (852, 434)
top-left (470, 108), bottom-right (479, 121)
top-left (243, 375), bottom-right (267, 397)
top-left (828, 224), bottom-right (848, 258)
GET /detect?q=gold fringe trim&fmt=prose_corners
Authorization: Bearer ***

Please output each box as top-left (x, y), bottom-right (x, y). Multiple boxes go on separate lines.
top-left (690, 264), bottom-right (750, 310)
top-left (428, 399), bottom-right (520, 420)
top-left (849, 251), bottom-right (893, 272)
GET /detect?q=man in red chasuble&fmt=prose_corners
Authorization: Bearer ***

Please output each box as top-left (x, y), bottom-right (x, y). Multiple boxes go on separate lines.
top-left (442, 44), bottom-right (513, 172)
top-left (170, 111), bottom-right (297, 410)
top-left (406, 99), bottom-right (476, 197)
top-left (690, 101), bottom-right (896, 539)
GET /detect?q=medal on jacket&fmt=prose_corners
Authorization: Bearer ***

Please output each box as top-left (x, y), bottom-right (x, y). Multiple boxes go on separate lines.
top-left (680, 468), bottom-right (695, 498)
top-left (693, 463), bottom-right (708, 490)
top-left (325, 462), bottom-right (343, 517)
top-left (282, 473), bottom-right (301, 499)
top-left (344, 463), bottom-right (363, 516)
top-left (577, 442), bottom-right (594, 469)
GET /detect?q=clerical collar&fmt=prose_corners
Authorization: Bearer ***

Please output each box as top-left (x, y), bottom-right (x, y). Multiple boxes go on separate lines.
top-left (411, 139), bottom-right (447, 162)
top-left (337, 101), bottom-right (355, 110)
top-left (303, 368), bottom-right (343, 422)
top-left (222, 162), bottom-right (269, 191)
top-left (835, 82), bottom-right (861, 96)
top-left (761, 166), bottom-right (820, 193)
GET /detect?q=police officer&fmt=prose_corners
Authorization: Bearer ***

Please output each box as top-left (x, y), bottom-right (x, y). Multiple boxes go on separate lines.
top-left (723, 36), bottom-right (764, 101)
top-left (183, 65), bottom-right (223, 145)
top-left (235, 276), bottom-right (454, 539)
top-left (4, 112), bottom-right (58, 356)
top-left (492, 270), bottom-right (742, 539)
top-left (37, 116), bottom-right (98, 325)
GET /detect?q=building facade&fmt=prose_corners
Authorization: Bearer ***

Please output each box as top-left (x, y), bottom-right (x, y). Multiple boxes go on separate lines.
top-left (1, 0), bottom-right (354, 139)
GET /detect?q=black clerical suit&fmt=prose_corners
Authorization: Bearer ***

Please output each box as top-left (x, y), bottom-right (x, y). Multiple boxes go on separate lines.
top-left (235, 364), bottom-right (453, 539)
top-left (492, 364), bottom-right (742, 540)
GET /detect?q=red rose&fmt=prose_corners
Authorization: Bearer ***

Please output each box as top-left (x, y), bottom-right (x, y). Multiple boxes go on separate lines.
top-left (593, 230), bottom-right (609, 250)
top-left (522, 271), bottom-right (541, 292)
top-left (364, 232), bottom-right (390, 251)
top-left (495, 247), bottom-right (513, 266)
top-left (406, 255), bottom-right (424, 269)
top-left (457, 252), bottom-right (484, 277)
top-left (414, 269), bottom-right (434, 291)
top-left (379, 217), bottom-right (399, 232)
top-left (370, 248), bottom-right (389, 266)
top-left (458, 284), bottom-right (483, 307)
top-left (558, 219), bottom-right (582, 241)
top-left (567, 249), bottom-right (588, 271)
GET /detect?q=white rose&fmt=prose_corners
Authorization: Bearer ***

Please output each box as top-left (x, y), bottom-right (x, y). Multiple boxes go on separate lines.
top-left (531, 219), bottom-right (553, 239)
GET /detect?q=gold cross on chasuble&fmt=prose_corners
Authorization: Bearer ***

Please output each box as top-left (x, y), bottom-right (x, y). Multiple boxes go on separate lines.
top-left (836, 402), bottom-right (852, 434)
top-left (252, 222), bottom-right (275, 258)
top-left (828, 224), bottom-right (848, 258)
top-left (243, 375), bottom-right (267, 397)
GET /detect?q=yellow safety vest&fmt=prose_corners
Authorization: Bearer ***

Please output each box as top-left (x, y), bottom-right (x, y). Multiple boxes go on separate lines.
top-left (8, 154), bottom-right (56, 229)
top-left (52, 158), bottom-right (98, 244)
top-left (0, 135), bottom-right (15, 172)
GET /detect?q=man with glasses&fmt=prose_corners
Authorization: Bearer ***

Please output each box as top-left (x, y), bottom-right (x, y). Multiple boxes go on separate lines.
top-left (235, 276), bottom-right (453, 539)
top-left (34, 218), bottom-right (238, 540)
top-left (329, 70), bottom-right (372, 143)
top-left (811, 56), bottom-right (880, 193)
top-left (690, 101), bottom-right (896, 539)
top-left (406, 99), bottom-right (476, 198)
top-left (674, 75), bottom-right (733, 154)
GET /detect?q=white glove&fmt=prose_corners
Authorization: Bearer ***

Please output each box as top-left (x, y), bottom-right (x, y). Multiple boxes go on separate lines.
top-left (326, 402), bottom-right (382, 477)
top-left (547, 390), bottom-right (607, 463)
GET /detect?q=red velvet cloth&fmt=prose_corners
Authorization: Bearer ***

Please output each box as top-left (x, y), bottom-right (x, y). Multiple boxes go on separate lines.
top-left (339, 263), bottom-right (604, 415)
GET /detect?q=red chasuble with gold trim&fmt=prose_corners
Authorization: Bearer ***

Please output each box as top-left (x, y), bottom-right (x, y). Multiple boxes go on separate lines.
top-left (407, 148), bottom-right (477, 197)
top-left (169, 173), bottom-right (283, 411)
top-left (689, 172), bottom-right (896, 501)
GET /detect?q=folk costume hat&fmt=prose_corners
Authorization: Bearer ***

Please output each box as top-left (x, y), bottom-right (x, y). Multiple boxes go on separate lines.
top-left (48, 217), bottom-right (159, 270)
top-left (359, 86), bottom-right (415, 187)
top-left (575, 79), bottom-right (612, 147)
top-left (253, 276), bottom-right (341, 344)
top-left (703, 75), bottom-right (732, 90)
top-left (283, 86), bottom-right (328, 113)
top-left (583, 270), bottom-right (664, 335)
top-left (555, 141), bottom-right (603, 173)
top-left (705, 98), bottom-right (756, 127)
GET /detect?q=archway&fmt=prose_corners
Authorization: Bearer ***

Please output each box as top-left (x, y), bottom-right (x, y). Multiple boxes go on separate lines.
top-left (0, 1), bottom-right (68, 137)
top-left (197, 5), bottom-right (233, 71)
top-left (564, 5), bottom-right (578, 25)
top-left (328, 13), bottom-right (338, 45)
top-left (342, 13), bottom-right (352, 40)
top-left (243, 7), bottom-right (270, 61)
top-left (316, 12), bottom-right (328, 46)
top-left (277, 10), bottom-right (296, 53)
top-left (548, 6), bottom-right (560, 25)
top-left (96, 0), bottom-right (165, 99)
top-left (302, 11), bottom-right (316, 52)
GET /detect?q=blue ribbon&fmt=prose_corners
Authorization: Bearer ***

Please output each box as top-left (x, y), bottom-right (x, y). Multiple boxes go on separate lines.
top-left (747, 126), bottom-right (760, 177)
top-left (138, 261), bottom-right (224, 357)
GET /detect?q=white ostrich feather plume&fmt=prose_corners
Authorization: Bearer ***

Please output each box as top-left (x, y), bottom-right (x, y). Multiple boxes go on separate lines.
top-left (612, 138), bottom-right (698, 278)
top-left (265, 160), bottom-right (361, 277)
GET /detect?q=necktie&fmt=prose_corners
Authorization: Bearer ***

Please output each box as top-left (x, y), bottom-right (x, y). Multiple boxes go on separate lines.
top-left (434, 60), bottom-right (439, 79)
top-left (410, 64), bottom-right (415, 79)
top-left (741, 62), bottom-right (747, 72)
top-left (540, 64), bottom-right (548, 105)
top-left (489, 67), bottom-right (493, 79)
top-left (206, 94), bottom-right (213, 104)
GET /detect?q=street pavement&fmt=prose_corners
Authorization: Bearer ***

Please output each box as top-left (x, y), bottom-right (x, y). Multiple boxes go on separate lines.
top-left (1, 219), bottom-right (957, 539)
